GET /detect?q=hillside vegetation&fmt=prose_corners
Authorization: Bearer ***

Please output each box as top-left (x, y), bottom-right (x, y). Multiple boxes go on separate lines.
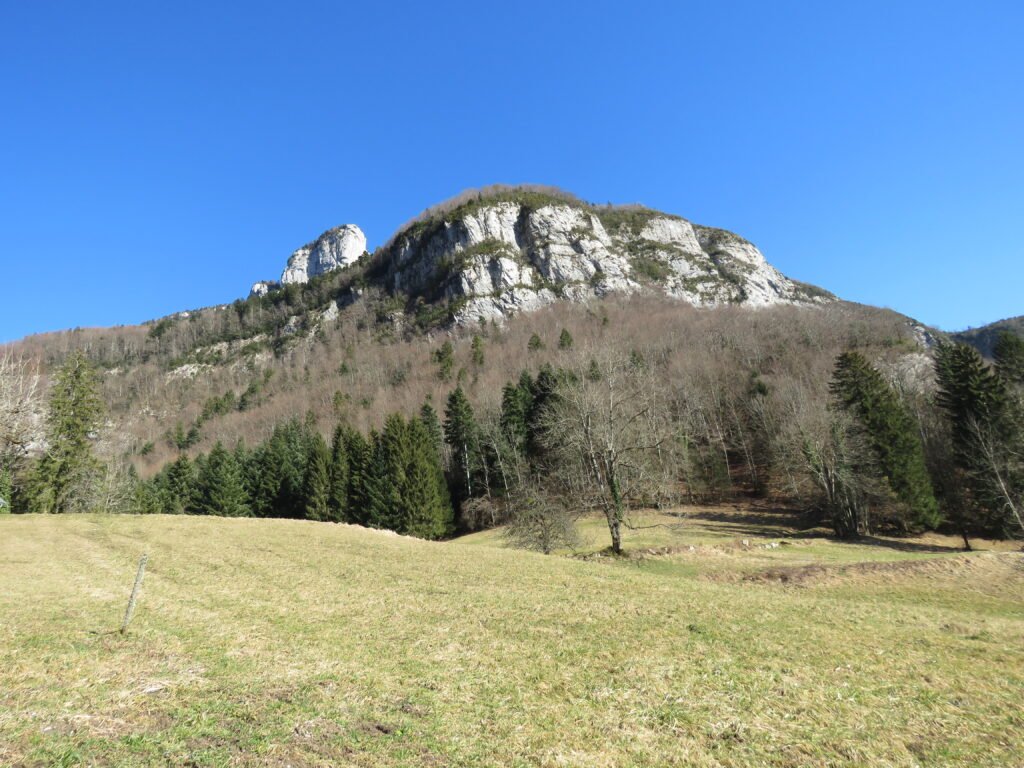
top-left (1, 511), bottom-right (1022, 767)
top-left (954, 315), bottom-right (1024, 358)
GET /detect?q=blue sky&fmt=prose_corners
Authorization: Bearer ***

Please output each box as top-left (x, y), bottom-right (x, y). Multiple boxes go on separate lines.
top-left (1, 1), bottom-right (1021, 342)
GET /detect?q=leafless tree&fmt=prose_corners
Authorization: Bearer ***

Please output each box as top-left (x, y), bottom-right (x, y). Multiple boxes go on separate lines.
top-left (0, 350), bottom-right (42, 468)
top-left (965, 414), bottom-right (1024, 536)
top-left (775, 374), bottom-right (883, 537)
top-left (541, 351), bottom-right (677, 554)
top-left (503, 481), bottom-right (581, 554)
top-left (88, 458), bottom-right (137, 514)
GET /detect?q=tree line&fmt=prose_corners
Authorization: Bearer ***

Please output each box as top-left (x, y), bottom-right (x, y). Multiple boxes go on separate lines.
top-left (3, 327), bottom-right (1023, 553)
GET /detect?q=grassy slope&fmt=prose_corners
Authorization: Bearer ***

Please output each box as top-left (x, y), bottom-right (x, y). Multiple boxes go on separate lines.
top-left (1, 512), bottom-right (1022, 767)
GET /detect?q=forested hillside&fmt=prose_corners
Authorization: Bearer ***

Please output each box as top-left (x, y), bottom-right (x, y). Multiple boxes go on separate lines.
top-left (2, 187), bottom-right (1021, 545)
top-left (5, 288), bottom-right (1023, 544)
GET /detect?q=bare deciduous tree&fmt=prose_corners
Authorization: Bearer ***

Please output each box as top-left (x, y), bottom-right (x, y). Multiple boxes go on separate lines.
top-left (775, 375), bottom-right (883, 537)
top-left (0, 350), bottom-right (42, 467)
top-left (504, 482), bottom-right (580, 554)
top-left (965, 414), bottom-right (1024, 536)
top-left (541, 352), bottom-right (676, 554)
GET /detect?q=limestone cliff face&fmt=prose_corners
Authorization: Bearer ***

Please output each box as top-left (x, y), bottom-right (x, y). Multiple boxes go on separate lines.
top-left (378, 200), bottom-right (829, 323)
top-left (280, 224), bottom-right (367, 285)
top-left (247, 193), bottom-right (831, 323)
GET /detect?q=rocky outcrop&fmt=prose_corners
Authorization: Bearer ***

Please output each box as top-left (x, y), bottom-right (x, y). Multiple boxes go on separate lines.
top-left (379, 199), bottom-right (831, 324)
top-left (250, 280), bottom-right (277, 298)
top-left (280, 225), bottom-right (367, 285)
top-left (244, 193), bottom-right (832, 326)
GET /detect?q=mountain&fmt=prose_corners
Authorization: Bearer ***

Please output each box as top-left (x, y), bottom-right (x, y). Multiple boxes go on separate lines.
top-left (247, 186), bottom-right (833, 324)
top-left (12, 185), bottom-right (921, 477)
top-left (953, 315), bottom-right (1024, 358)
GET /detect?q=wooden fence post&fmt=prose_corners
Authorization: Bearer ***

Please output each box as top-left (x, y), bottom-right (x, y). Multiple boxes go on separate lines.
top-left (120, 554), bottom-right (149, 635)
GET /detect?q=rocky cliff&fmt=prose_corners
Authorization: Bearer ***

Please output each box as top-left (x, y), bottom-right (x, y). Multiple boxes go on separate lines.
top-left (376, 194), bottom-right (831, 323)
top-left (250, 224), bottom-right (367, 297)
top-left (277, 224), bottom-right (367, 286)
top-left (251, 190), bottom-right (832, 323)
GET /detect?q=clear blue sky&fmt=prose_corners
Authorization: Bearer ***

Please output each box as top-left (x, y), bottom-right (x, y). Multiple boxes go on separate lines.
top-left (2, 1), bottom-right (1021, 343)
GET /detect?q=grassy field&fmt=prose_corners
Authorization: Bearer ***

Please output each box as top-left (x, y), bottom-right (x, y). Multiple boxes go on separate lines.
top-left (1, 509), bottom-right (1022, 767)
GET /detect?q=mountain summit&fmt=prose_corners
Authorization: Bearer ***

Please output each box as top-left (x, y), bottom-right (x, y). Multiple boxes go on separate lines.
top-left (248, 186), bottom-right (832, 323)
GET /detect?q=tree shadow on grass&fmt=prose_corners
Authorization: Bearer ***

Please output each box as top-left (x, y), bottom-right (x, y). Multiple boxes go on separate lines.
top-left (838, 535), bottom-right (970, 554)
top-left (685, 504), bottom-right (818, 540)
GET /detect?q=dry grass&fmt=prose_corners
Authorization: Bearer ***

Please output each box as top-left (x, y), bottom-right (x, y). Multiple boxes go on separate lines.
top-left (1, 508), bottom-right (1023, 767)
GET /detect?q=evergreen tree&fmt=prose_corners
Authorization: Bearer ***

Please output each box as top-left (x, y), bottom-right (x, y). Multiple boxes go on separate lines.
top-left (270, 419), bottom-right (312, 517)
top-left (366, 414), bottom-right (411, 530)
top-left (526, 364), bottom-right (561, 457)
top-left (433, 341), bottom-right (454, 381)
top-left (363, 431), bottom-right (388, 527)
top-left (327, 424), bottom-right (349, 522)
top-left (471, 334), bottom-right (485, 367)
top-left (196, 441), bottom-right (250, 517)
top-left (249, 440), bottom-right (283, 517)
top-left (500, 378), bottom-right (531, 455)
top-left (133, 476), bottom-right (164, 515)
top-left (934, 342), bottom-right (1022, 535)
top-left (994, 331), bottom-right (1024, 387)
top-left (171, 422), bottom-right (188, 450)
top-left (419, 401), bottom-right (444, 456)
top-left (558, 328), bottom-right (574, 350)
top-left (403, 417), bottom-right (454, 539)
top-left (444, 387), bottom-right (478, 500)
top-left (31, 351), bottom-right (104, 513)
top-left (344, 427), bottom-right (371, 524)
top-left (160, 454), bottom-right (197, 514)
top-left (233, 439), bottom-right (253, 501)
top-left (303, 432), bottom-right (331, 521)
top-left (830, 351), bottom-right (941, 530)
top-left (528, 333), bottom-right (544, 351)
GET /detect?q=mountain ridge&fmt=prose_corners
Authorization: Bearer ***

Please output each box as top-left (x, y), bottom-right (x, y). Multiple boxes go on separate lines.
top-left (244, 186), bottom-right (834, 327)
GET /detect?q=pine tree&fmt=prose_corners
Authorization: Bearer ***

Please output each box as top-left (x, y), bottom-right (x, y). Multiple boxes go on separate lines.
top-left (233, 439), bottom-right (253, 501)
top-left (558, 328), bottom-right (574, 350)
top-left (403, 417), bottom-right (454, 539)
top-left (364, 419), bottom-right (405, 530)
top-left (444, 387), bottom-right (478, 500)
top-left (471, 334), bottom-right (485, 367)
top-left (500, 379), bottom-right (531, 455)
top-left (994, 331), bottom-right (1024, 387)
top-left (271, 419), bottom-right (313, 517)
top-left (327, 424), bottom-right (349, 522)
top-left (133, 475), bottom-right (164, 515)
top-left (526, 364), bottom-right (561, 458)
top-left (419, 401), bottom-right (444, 456)
top-left (249, 441), bottom-right (282, 517)
top-left (161, 454), bottom-right (197, 514)
top-left (303, 432), bottom-right (331, 521)
top-left (196, 441), bottom-right (250, 517)
top-left (344, 427), bottom-right (371, 524)
top-left (934, 342), bottom-right (1022, 535)
top-left (830, 351), bottom-right (940, 530)
top-left (363, 429), bottom-right (390, 530)
top-left (433, 341), bottom-right (454, 381)
top-left (31, 351), bottom-right (104, 513)
top-left (528, 333), bottom-right (544, 352)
